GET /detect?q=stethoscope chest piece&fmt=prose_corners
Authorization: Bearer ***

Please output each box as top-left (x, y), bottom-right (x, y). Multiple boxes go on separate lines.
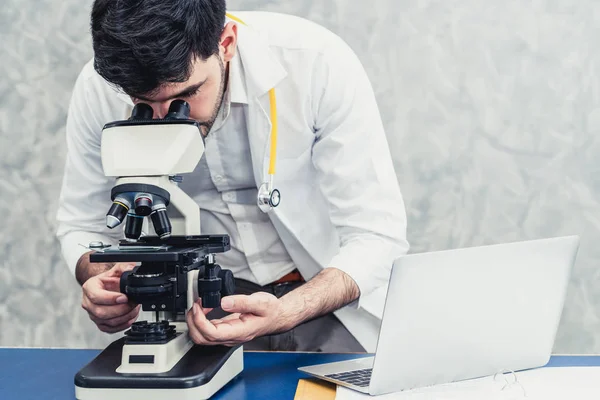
top-left (269, 188), bottom-right (281, 207)
top-left (257, 182), bottom-right (280, 213)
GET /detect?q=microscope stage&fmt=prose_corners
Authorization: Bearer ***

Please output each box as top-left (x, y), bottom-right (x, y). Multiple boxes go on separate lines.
top-left (89, 234), bottom-right (230, 263)
top-left (74, 337), bottom-right (243, 400)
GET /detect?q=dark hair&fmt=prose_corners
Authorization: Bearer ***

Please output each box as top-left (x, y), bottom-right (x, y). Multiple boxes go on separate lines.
top-left (91, 0), bottom-right (226, 97)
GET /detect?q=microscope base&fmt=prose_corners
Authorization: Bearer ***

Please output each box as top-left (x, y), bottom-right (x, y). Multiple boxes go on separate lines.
top-left (74, 337), bottom-right (243, 400)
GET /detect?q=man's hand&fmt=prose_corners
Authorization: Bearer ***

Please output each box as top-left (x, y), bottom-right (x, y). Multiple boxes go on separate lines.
top-left (186, 292), bottom-right (286, 346)
top-left (81, 263), bottom-right (141, 334)
top-left (186, 268), bottom-right (359, 346)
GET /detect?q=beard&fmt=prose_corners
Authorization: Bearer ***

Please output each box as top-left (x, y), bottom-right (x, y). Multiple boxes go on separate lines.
top-left (198, 55), bottom-right (227, 136)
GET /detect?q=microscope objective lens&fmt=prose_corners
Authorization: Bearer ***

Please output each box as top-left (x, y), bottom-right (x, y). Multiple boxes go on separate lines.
top-left (134, 194), bottom-right (153, 216)
top-left (106, 200), bottom-right (129, 228)
top-left (125, 212), bottom-right (144, 241)
top-left (151, 208), bottom-right (172, 240)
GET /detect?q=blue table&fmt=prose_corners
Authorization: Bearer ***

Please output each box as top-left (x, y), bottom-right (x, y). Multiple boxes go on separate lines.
top-left (0, 348), bottom-right (598, 400)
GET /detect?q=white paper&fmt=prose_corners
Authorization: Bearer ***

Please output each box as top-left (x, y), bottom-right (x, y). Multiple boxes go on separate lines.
top-left (336, 367), bottom-right (600, 400)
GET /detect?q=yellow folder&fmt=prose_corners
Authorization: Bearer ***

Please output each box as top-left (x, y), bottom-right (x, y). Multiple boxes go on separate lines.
top-left (294, 378), bottom-right (336, 400)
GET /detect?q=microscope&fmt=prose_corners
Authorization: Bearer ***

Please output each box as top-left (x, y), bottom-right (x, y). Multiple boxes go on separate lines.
top-left (74, 100), bottom-right (243, 400)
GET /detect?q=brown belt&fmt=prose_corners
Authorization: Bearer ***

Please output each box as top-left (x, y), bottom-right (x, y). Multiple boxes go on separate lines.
top-left (272, 269), bottom-right (305, 285)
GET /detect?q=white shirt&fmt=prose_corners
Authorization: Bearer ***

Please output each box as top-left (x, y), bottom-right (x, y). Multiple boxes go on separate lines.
top-left (182, 54), bottom-right (296, 285)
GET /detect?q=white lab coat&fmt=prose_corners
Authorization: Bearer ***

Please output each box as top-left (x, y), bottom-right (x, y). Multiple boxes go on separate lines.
top-left (56, 11), bottom-right (410, 352)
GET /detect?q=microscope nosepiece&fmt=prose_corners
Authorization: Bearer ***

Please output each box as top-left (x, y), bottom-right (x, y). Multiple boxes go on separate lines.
top-left (106, 200), bottom-right (130, 229)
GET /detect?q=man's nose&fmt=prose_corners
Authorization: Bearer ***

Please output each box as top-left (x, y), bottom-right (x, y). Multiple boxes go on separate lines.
top-left (153, 102), bottom-right (171, 119)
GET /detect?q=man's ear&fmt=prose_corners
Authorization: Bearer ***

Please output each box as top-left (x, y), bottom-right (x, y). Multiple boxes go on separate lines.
top-left (219, 22), bottom-right (238, 62)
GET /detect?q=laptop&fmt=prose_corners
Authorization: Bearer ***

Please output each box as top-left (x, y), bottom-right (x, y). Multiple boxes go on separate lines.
top-left (298, 235), bottom-right (580, 396)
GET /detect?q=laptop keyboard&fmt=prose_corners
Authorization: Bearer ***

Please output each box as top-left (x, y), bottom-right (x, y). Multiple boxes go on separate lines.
top-left (325, 368), bottom-right (372, 387)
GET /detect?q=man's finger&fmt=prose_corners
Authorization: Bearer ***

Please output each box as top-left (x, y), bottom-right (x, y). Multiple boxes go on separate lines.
top-left (93, 305), bottom-right (141, 328)
top-left (192, 303), bottom-right (220, 341)
top-left (220, 294), bottom-right (271, 316)
top-left (84, 299), bottom-right (138, 321)
top-left (105, 262), bottom-right (136, 278)
top-left (211, 313), bottom-right (241, 325)
top-left (196, 299), bottom-right (214, 316)
top-left (186, 308), bottom-right (212, 345)
top-left (193, 303), bottom-right (257, 342)
top-left (84, 281), bottom-right (129, 306)
top-left (100, 276), bottom-right (121, 292)
top-left (98, 315), bottom-right (138, 334)
top-left (186, 312), bottom-right (244, 346)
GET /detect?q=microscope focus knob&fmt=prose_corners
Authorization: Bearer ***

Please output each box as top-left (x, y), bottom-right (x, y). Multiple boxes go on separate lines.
top-left (219, 269), bottom-right (236, 297)
top-left (202, 291), bottom-right (222, 309)
top-left (120, 270), bottom-right (132, 295)
top-left (197, 263), bottom-right (236, 308)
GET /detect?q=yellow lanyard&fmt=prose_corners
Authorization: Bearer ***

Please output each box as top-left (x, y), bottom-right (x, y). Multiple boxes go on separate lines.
top-left (226, 13), bottom-right (278, 176)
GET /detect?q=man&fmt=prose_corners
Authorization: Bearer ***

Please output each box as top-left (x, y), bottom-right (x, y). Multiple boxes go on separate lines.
top-left (56, 0), bottom-right (409, 353)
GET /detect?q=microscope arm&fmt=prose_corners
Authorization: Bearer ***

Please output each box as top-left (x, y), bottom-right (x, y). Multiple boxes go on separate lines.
top-left (167, 181), bottom-right (202, 236)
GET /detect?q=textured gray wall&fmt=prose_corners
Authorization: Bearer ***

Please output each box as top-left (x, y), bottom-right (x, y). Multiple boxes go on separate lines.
top-left (1, 0), bottom-right (599, 352)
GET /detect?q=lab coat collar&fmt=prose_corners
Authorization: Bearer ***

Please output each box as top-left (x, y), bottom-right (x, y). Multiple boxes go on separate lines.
top-left (208, 52), bottom-right (246, 133)
top-left (228, 49), bottom-right (247, 104)
top-left (229, 14), bottom-right (287, 98)
top-left (215, 50), bottom-right (246, 127)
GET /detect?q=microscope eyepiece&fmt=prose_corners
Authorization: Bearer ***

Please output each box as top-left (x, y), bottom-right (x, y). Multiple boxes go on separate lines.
top-left (129, 103), bottom-right (154, 120)
top-left (164, 100), bottom-right (191, 120)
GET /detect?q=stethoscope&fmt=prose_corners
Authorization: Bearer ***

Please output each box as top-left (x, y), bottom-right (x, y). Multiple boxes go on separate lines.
top-left (227, 13), bottom-right (280, 213)
top-left (256, 88), bottom-right (281, 213)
